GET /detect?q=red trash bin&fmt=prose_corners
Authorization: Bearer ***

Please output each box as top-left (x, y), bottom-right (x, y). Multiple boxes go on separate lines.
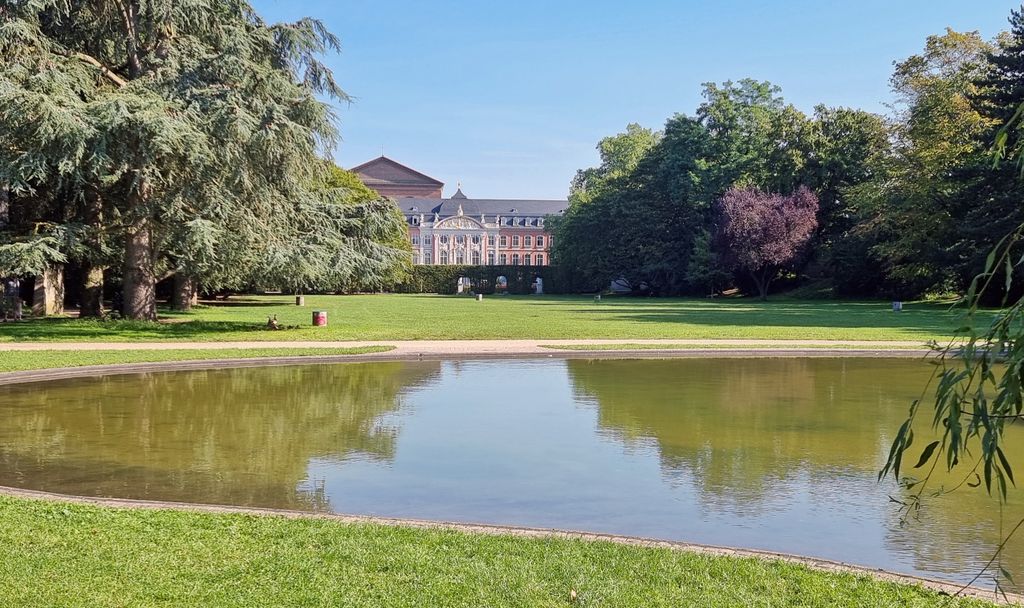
top-left (312, 311), bottom-right (328, 326)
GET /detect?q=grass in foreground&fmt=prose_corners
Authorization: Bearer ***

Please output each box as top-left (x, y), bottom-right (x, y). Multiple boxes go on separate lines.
top-left (0, 294), bottom-right (970, 342)
top-left (0, 497), bottom-right (997, 608)
top-left (0, 346), bottom-right (393, 373)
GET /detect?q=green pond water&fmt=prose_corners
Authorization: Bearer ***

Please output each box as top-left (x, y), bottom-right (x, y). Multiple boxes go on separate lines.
top-left (0, 357), bottom-right (1021, 588)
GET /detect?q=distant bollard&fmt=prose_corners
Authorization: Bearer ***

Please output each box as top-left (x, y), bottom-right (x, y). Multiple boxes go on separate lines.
top-left (312, 310), bottom-right (327, 326)
top-left (594, 294), bottom-right (602, 303)
top-left (476, 294), bottom-right (483, 302)
top-left (892, 301), bottom-right (903, 312)
top-left (296, 296), bottom-right (305, 306)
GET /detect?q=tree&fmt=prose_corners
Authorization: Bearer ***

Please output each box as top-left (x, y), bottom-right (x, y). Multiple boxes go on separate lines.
top-left (1, 0), bottom-right (406, 319)
top-left (553, 116), bottom-right (712, 295)
top-left (554, 81), bottom-right (815, 297)
top-left (569, 123), bottom-right (661, 205)
top-left (837, 29), bottom-right (995, 298)
top-left (715, 187), bottom-right (818, 300)
top-left (696, 79), bottom-right (812, 195)
top-left (805, 106), bottom-right (892, 244)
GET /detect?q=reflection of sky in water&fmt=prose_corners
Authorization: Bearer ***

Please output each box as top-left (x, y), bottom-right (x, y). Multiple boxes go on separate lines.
top-left (0, 358), bottom-right (1020, 589)
top-left (305, 360), bottom-right (897, 571)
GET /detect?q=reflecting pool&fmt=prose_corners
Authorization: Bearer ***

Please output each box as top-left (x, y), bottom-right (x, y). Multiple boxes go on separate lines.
top-left (0, 358), bottom-right (1020, 588)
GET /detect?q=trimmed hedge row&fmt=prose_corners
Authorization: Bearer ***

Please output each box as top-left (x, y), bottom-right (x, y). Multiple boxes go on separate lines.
top-left (392, 265), bottom-right (578, 295)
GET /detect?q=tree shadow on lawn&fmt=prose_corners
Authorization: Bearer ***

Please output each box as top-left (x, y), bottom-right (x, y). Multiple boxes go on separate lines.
top-left (198, 300), bottom-right (294, 308)
top-left (523, 298), bottom-right (960, 335)
top-left (0, 318), bottom-right (268, 342)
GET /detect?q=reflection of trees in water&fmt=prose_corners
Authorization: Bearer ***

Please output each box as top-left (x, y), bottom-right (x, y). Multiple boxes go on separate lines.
top-left (566, 358), bottom-right (1023, 584)
top-left (879, 440), bottom-right (1024, 585)
top-left (568, 359), bottom-right (900, 507)
top-left (0, 362), bottom-right (441, 510)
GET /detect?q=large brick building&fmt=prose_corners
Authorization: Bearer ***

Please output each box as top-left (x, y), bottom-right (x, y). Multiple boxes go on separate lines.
top-left (352, 156), bottom-right (566, 266)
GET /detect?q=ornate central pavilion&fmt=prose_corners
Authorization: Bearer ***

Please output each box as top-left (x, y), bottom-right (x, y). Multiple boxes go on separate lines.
top-left (352, 156), bottom-right (566, 266)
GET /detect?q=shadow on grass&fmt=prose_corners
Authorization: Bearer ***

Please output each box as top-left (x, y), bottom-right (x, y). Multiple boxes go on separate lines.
top-left (198, 299), bottom-right (294, 308)
top-left (516, 297), bottom-right (960, 335)
top-left (0, 318), bottom-right (268, 342)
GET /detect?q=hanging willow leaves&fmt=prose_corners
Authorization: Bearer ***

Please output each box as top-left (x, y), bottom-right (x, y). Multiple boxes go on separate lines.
top-left (914, 441), bottom-right (941, 469)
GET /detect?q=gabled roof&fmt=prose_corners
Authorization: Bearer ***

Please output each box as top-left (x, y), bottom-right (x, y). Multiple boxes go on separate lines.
top-left (350, 156), bottom-right (444, 187)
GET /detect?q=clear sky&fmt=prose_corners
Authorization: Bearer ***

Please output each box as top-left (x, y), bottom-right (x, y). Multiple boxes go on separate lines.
top-left (251, 0), bottom-right (1018, 199)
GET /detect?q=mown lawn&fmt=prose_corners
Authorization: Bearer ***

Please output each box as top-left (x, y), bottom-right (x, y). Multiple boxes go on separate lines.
top-left (0, 497), bottom-right (997, 608)
top-left (0, 294), bottom-right (967, 342)
top-left (0, 346), bottom-right (393, 373)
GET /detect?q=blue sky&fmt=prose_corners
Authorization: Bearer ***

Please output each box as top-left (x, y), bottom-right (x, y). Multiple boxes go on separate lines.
top-left (252, 1), bottom-right (1018, 199)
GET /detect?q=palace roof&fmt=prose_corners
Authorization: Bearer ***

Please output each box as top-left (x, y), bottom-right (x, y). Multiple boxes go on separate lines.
top-left (397, 197), bottom-right (567, 219)
top-left (351, 156), bottom-right (444, 188)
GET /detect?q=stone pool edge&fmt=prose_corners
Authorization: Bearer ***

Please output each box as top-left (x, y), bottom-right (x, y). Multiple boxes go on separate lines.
top-left (0, 347), bottom-right (931, 386)
top-left (0, 485), bottom-right (1016, 606)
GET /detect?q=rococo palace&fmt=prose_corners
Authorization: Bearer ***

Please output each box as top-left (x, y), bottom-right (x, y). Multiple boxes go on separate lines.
top-left (353, 157), bottom-right (566, 266)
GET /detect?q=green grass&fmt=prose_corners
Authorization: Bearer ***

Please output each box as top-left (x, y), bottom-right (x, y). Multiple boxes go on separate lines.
top-left (0, 496), bottom-right (997, 608)
top-left (0, 294), bottom-right (969, 342)
top-left (541, 343), bottom-right (930, 351)
top-left (0, 346), bottom-right (393, 373)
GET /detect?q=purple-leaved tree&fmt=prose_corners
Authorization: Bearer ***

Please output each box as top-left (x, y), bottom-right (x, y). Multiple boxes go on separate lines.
top-left (716, 186), bottom-right (818, 300)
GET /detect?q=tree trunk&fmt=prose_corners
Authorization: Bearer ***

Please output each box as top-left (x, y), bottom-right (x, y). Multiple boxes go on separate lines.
top-left (79, 187), bottom-right (105, 318)
top-left (123, 217), bottom-right (157, 320)
top-left (32, 265), bottom-right (65, 316)
top-left (0, 182), bottom-right (9, 229)
top-left (78, 264), bottom-right (105, 318)
top-left (171, 273), bottom-right (196, 312)
top-left (751, 269), bottom-right (771, 301)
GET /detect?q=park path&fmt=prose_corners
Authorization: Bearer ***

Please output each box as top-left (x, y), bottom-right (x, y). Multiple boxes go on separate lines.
top-left (0, 338), bottom-right (932, 355)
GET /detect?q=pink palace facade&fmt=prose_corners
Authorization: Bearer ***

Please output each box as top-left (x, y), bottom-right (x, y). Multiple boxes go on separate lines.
top-left (352, 157), bottom-right (566, 266)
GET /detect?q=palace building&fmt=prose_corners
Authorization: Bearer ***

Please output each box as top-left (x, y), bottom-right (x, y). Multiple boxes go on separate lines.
top-left (352, 156), bottom-right (566, 266)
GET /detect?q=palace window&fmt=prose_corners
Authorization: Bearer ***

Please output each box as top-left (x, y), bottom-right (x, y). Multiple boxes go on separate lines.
top-left (456, 250), bottom-right (465, 264)
top-left (441, 250), bottom-right (451, 265)
top-left (524, 254), bottom-right (532, 266)
top-left (440, 235), bottom-right (449, 244)
top-left (512, 254), bottom-right (520, 265)
top-left (424, 251), bottom-right (432, 264)
top-left (536, 236), bottom-right (545, 248)
top-left (472, 235), bottom-right (481, 245)
top-left (536, 254), bottom-right (544, 266)
top-left (500, 235), bottom-right (508, 247)
top-left (499, 254), bottom-right (507, 265)
top-left (488, 235), bottom-right (496, 247)
top-left (512, 235), bottom-right (520, 247)
top-left (524, 235), bottom-right (533, 248)
top-left (456, 234), bottom-right (465, 245)
top-left (472, 251), bottom-right (481, 265)
top-left (487, 252), bottom-right (495, 265)
top-left (411, 236), bottom-right (419, 245)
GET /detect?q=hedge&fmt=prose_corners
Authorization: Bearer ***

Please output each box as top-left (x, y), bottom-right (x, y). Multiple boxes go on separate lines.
top-left (392, 265), bottom-right (582, 295)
